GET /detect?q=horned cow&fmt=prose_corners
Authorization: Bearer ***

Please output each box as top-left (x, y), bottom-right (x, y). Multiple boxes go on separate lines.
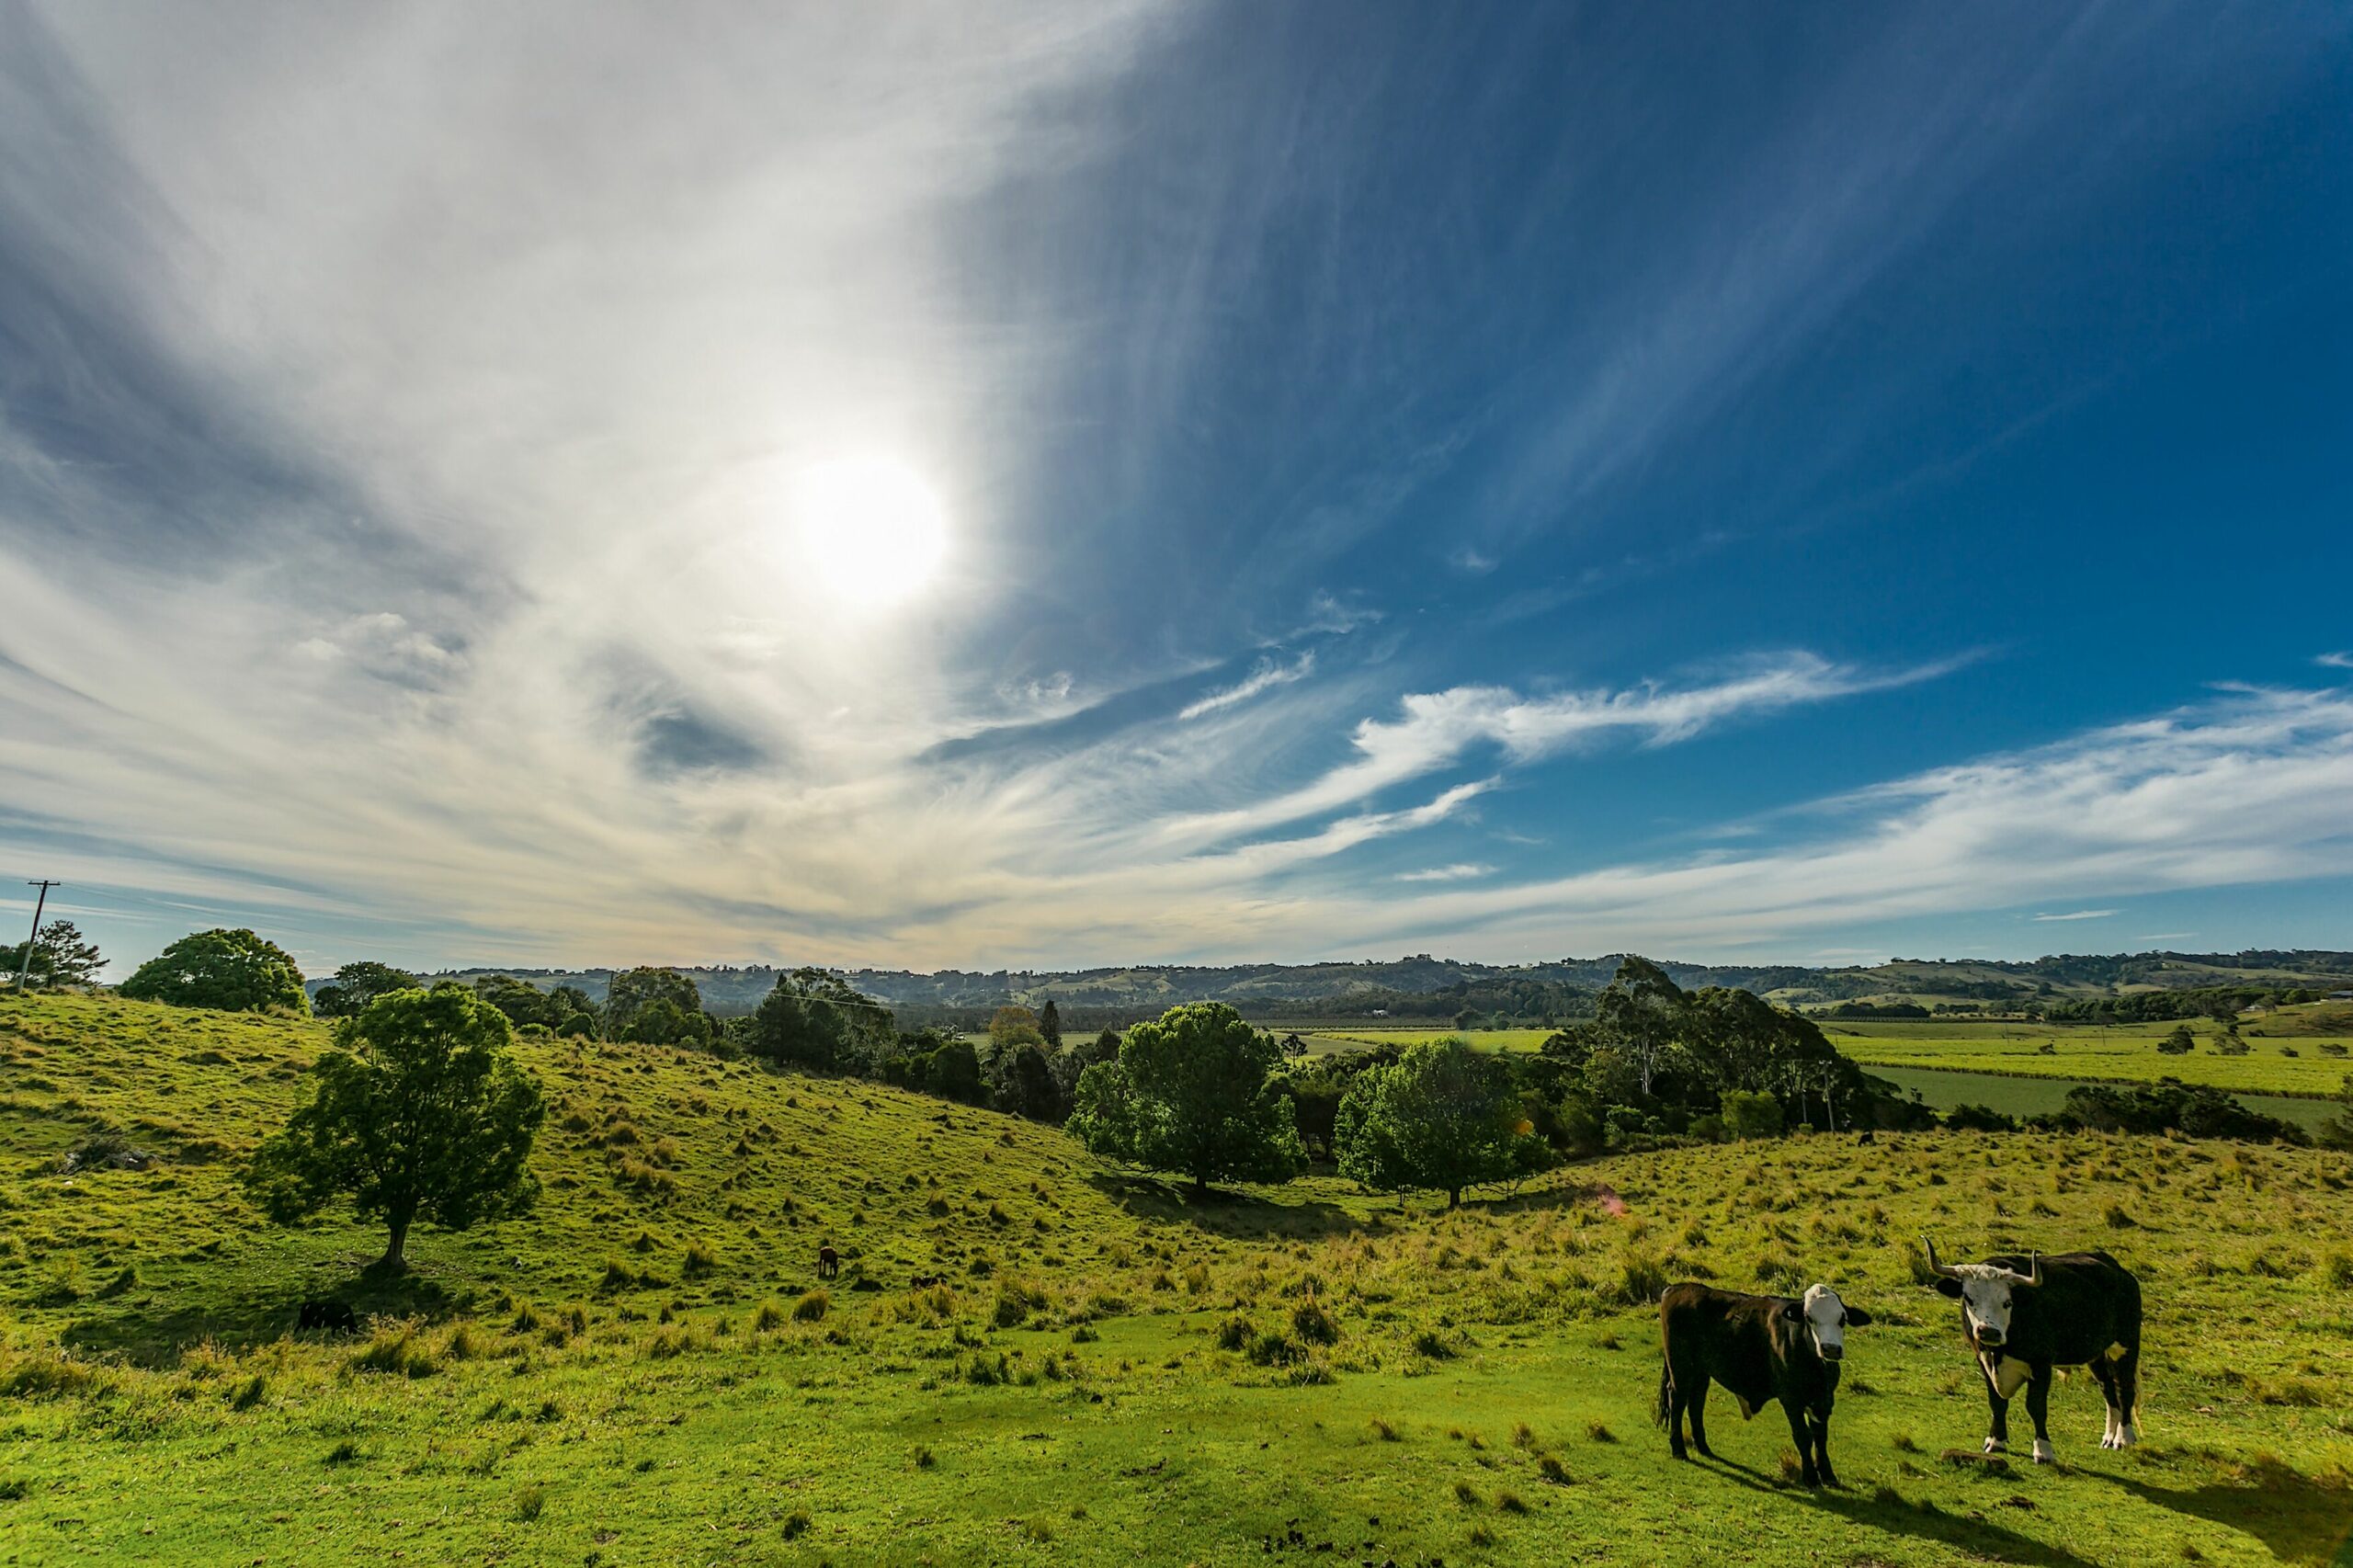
top-left (1655, 1281), bottom-right (1872, 1488)
top-left (1922, 1238), bottom-right (2143, 1463)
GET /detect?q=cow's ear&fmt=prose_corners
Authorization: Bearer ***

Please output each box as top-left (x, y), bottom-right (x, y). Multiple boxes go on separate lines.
top-left (1845, 1306), bottom-right (1873, 1327)
top-left (1932, 1277), bottom-right (1964, 1300)
top-left (1780, 1301), bottom-right (1802, 1321)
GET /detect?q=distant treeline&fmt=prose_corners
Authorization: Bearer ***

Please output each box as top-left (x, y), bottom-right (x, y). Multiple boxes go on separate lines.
top-left (2041, 985), bottom-right (2336, 1024)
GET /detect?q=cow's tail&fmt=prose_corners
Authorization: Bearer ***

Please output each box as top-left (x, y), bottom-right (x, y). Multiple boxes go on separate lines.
top-left (1654, 1358), bottom-right (1675, 1430)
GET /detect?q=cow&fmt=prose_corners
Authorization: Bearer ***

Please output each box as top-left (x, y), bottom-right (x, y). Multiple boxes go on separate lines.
top-left (296, 1299), bottom-right (358, 1334)
top-left (815, 1244), bottom-right (840, 1279)
top-left (1655, 1281), bottom-right (1872, 1488)
top-left (1921, 1238), bottom-right (2143, 1463)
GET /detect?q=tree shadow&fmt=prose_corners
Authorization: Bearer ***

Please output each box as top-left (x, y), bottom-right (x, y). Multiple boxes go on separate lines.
top-left (1685, 1452), bottom-right (2101, 1568)
top-left (1085, 1172), bottom-right (1374, 1241)
top-left (61, 1265), bottom-right (470, 1368)
top-left (2106, 1455), bottom-right (2353, 1563)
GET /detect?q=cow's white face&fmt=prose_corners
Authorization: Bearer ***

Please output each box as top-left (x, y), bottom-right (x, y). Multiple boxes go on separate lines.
top-left (1938, 1265), bottom-right (2027, 1347)
top-left (1799, 1284), bottom-right (1869, 1361)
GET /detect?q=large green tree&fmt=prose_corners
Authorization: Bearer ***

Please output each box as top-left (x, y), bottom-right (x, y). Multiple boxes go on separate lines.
top-left (746, 968), bottom-right (893, 1072)
top-left (1593, 955), bottom-right (1687, 1097)
top-left (119, 928), bottom-right (308, 1014)
top-left (244, 986), bottom-right (544, 1270)
top-left (1334, 1037), bottom-right (1542, 1208)
top-left (4, 919), bottom-right (104, 990)
top-left (1065, 1003), bottom-right (1304, 1195)
top-left (312, 960), bottom-right (421, 1018)
top-left (603, 967), bottom-right (704, 1039)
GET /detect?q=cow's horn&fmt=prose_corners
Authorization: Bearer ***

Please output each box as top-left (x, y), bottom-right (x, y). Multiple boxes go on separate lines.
top-left (2027, 1252), bottom-right (2043, 1289)
top-left (1922, 1236), bottom-right (1959, 1279)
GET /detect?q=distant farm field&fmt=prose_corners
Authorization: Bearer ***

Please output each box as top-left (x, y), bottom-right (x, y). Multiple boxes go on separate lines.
top-left (1827, 1018), bottom-right (2353, 1100)
top-left (1864, 1065), bottom-right (2346, 1135)
top-left (6, 995), bottom-right (2353, 1565)
top-left (1295, 1027), bottom-right (1557, 1054)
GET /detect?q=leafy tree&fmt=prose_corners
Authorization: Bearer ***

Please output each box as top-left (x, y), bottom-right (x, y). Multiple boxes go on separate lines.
top-left (1594, 956), bottom-right (1687, 1097)
top-left (603, 967), bottom-right (704, 1039)
top-left (119, 928), bottom-right (308, 1014)
top-left (472, 973), bottom-right (569, 1030)
top-left (881, 1028), bottom-right (988, 1106)
top-left (312, 960), bottom-right (421, 1018)
top-left (1052, 1026), bottom-right (1122, 1104)
top-left (619, 995), bottom-right (713, 1048)
top-left (989, 1040), bottom-right (1063, 1122)
top-left (989, 1006), bottom-right (1046, 1050)
top-left (747, 968), bottom-right (892, 1073)
top-left (3, 920), bottom-right (104, 990)
top-left (1720, 1089), bottom-right (1784, 1141)
top-left (1334, 1038), bottom-right (1541, 1208)
top-left (243, 986), bottom-right (543, 1270)
top-left (1065, 1003), bottom-right (1304, 1195)
top-left (1038, 999), bottom-right (1063, 1052)
top-left (2157, 1023), bottom-right (2196, 1056)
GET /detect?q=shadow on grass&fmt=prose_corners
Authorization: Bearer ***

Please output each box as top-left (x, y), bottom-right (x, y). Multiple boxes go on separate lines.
top-left (2107, 1454), bottom-right (2353, 1564)
top-left (1688, 1454), bottom-right (2102, 1568)
top-left (1086, 1172), bottom-right (1374, 1241)
top-left (61, 1263), bottom-right (470, 1368)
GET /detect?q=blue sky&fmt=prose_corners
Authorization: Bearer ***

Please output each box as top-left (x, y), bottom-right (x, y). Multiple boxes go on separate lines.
top-left (2, 0), bottom-right (2350, 979)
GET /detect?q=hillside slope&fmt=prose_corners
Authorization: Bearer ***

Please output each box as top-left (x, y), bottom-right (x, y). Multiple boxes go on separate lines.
top-left (4, 994), bottom-right (2351, 1566)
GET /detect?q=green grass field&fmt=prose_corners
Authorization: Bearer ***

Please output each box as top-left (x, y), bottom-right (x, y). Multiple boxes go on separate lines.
top-left (1827, 1017), bottom-right (2353, 1100)
top-left (5, 994), bottom-right (2353, 1566)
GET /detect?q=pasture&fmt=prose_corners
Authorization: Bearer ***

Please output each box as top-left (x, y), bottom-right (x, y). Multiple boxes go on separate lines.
top-left (1863, 1065), bottom-right (2343, 1135)
top-left (4, 994), bottom-right (2352, 1566)
top-left (1827, 1017), bottom-right (2353, 1100)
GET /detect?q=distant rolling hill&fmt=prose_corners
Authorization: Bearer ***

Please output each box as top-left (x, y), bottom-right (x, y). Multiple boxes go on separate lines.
top-left (373, 948), bottom-right (2353, 1024)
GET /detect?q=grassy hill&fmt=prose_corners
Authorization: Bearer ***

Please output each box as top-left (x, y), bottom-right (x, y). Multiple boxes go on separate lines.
top-left (5, 994), bottom-right (2352, 1565)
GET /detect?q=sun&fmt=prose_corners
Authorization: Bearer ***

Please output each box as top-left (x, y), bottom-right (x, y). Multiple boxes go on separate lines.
top-left (791, 454), bottom-right (949, 608)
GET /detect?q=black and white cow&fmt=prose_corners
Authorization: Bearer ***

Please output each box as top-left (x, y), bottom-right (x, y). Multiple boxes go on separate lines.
top-left (1921, 1238), bottom-right (2143, 1463)
top-left (1655, 1281), bottom-right (1872, 1487)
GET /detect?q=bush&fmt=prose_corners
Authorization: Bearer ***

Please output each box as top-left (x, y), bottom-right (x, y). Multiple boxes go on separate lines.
top-left (793, 1290), bottom-right (830, 1323)
top-left (1944, 1104), bottom-right (2017, 1133)
top-left (1290, 1300), bottom-right (1339, 1346)
top-left (1720, 1091), bottom-right (1784, 1142)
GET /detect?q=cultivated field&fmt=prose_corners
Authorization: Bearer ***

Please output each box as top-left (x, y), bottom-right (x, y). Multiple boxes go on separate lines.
top-left (4, 994), bottom-right (2351, 1566)
top-left (1826, 1017), bottom-right (2353, 1100)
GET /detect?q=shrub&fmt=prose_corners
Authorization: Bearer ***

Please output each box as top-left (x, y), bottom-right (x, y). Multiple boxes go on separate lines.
top-left (1216, 1314), bottom-right (1252, 1352)
top-left (1721, 1090), bottom-right (1784, 1142)
top-left (1246, 1331), bottom-right (1302, 1367)
top-left (682, 1241), bottom-right (717, 1278)
top-left (793, 1290), bottom-right (830, 1323)
top-left (1290, 1300), bottom-right (1339, 1346)
top-left (514, 1485), bottom-right (546, 1522)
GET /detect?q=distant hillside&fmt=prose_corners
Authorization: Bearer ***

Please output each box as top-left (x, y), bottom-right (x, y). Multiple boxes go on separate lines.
top-left (355, 949), bottom-right (2353, 1023)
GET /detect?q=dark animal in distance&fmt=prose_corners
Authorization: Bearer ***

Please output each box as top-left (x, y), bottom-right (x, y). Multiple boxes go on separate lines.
top-left (1923, 1237), bottom-right (2142, 1462)
top-left (1656, 1281), bottom-right (1872, 1488)
top-left (815, 1245), bottom-right (840, 1279)
top-left (296, 1299), bottom-right (358, 1334)
top-left (849, 1277), bottom-right (882, 1293)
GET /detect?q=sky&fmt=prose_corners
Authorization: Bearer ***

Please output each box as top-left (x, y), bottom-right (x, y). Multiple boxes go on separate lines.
top-left (3, 0), bottom-right (2351, 982)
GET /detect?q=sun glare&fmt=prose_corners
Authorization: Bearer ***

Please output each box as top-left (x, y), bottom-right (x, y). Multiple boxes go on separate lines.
top-left (791, 454), bottom-right (949, 608)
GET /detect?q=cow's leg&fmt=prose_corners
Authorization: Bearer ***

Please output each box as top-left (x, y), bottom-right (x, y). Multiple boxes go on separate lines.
top-left (1688, 1379), bottom-right (1714, 1460)
top-left (2089, 1357), bottom-right (2122, 1449)
top-left (1665, 1365), bottom-right (1688, 1460)
top-left (1978, 1356), bottom-right (2010, 1455)
top-left (1812, 1408), bottom-right (1839, 1488)
top-left (2024, 1365), bottom-right (2055, 1464)
top-left (2113, 1344), bottom-right (2143, 1448)
top-left (1784, 1403), bottom-right (1821, 1487)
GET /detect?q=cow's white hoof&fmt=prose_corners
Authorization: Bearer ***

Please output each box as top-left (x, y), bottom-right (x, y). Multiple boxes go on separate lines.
top-left (1984, 1437), bottom-right (2006, 1455)
top-left (2032, 1439), bottom-right (2054, 1465)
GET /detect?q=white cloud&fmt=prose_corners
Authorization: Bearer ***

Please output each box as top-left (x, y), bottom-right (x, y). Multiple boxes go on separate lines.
top-left (1397, 863), bottom-right (1494, 883)
top-left (2319, 652), bottom-right (2353, 670)
top-left (2032, 909), bottom-right (2117, 922)
top-left (1178, 651), bottom-right (1314, 721)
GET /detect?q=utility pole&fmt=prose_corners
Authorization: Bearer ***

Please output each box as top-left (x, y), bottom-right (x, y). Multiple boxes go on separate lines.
top-left (15, 881), bottom-right (59, 993)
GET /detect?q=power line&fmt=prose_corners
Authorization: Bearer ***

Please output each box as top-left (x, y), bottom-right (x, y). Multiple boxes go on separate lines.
top-left (14, 881), bottom-right (59, 993)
